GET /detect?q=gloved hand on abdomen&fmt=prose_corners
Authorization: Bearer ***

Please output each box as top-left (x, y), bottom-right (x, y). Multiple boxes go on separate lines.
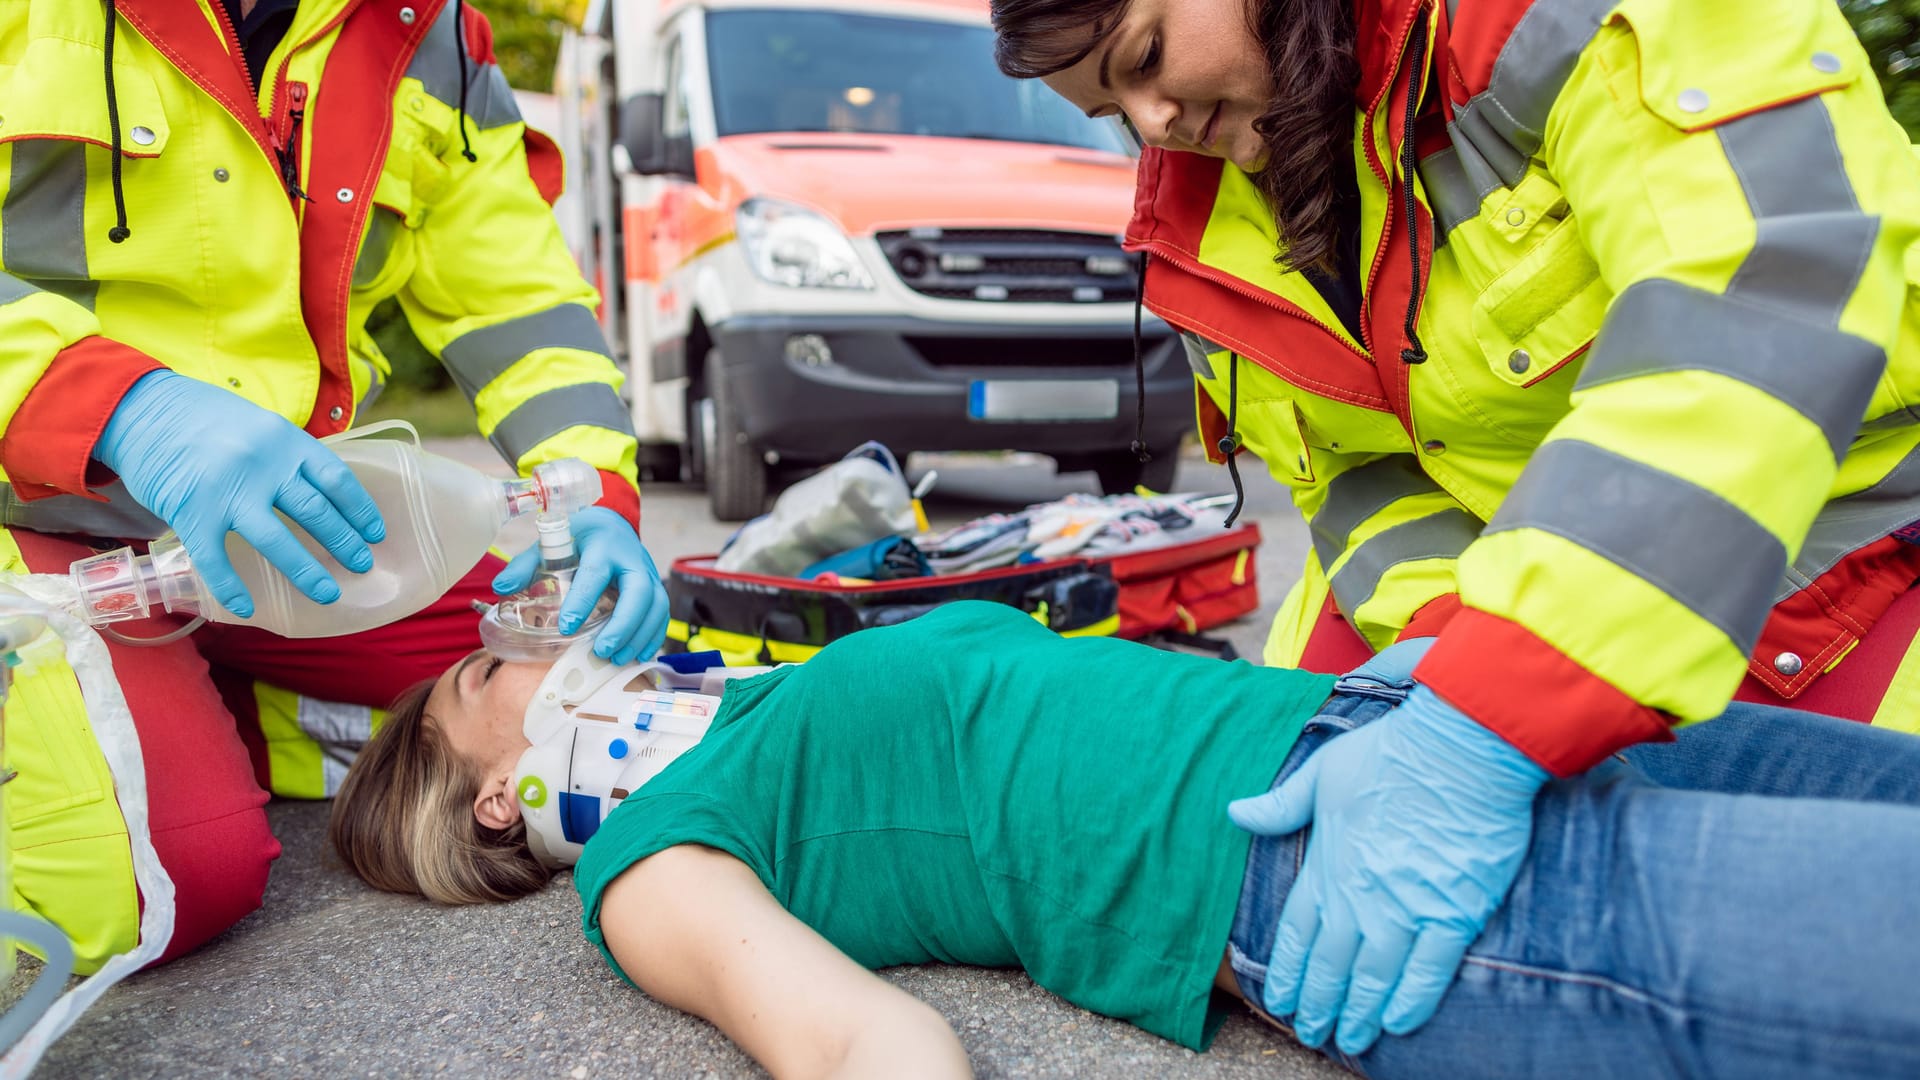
top-left (1228, 683), bottom-right (1548, 1056)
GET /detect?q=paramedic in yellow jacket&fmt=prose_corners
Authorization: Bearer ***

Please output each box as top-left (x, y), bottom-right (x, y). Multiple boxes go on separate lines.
top-left (996, 0), bottom-right (1920, 1058)
top-left (0, 0), bottom-right (665, 976)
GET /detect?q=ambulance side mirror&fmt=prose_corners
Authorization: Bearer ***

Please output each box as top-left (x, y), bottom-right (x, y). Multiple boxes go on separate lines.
top-left (618, 92), bottom-right (696, 181)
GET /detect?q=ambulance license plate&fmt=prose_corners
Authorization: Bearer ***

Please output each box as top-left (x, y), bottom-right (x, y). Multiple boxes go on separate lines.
top-left (967, 379), bottom-right (1119, 421)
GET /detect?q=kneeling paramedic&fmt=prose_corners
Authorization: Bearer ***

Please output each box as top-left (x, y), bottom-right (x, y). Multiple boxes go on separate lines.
top-left (0, 0), bottom-right (666, 978)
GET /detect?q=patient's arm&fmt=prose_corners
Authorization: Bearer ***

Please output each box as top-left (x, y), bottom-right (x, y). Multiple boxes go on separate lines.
top-left (600, 844), bottom-right (972, 1080)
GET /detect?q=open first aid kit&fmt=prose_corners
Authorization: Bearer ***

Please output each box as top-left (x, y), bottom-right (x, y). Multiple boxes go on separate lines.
top-left (667, 443), bottom-right (1261, 664)
top-left (665, 555), bottom-right (1122, 665)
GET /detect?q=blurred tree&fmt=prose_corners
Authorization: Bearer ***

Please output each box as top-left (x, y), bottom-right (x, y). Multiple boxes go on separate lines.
top-left (470, 0), bottom-right (579, 91)
top-left (1842, 0), bottom-right (1920, 137)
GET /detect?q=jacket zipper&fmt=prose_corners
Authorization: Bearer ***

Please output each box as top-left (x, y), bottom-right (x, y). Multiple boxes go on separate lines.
top-left (276, 81), bottom-right (312, 205)
top-left (1360, 6), bottom-right (1436, 439)
top-left (207, 0), bottom-right (370, 208)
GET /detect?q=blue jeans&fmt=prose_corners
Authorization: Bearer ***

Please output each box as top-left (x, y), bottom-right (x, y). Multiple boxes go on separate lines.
top-left (1228, 675), bottom-right (1920, 1079)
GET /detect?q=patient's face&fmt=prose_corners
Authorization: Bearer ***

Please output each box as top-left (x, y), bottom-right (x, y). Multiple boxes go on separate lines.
top-left (426, 650), bottom-right (552, 773)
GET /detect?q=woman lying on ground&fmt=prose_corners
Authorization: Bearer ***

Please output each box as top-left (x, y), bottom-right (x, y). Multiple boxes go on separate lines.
top-left (330, 602), bottom-right (1920, 1079)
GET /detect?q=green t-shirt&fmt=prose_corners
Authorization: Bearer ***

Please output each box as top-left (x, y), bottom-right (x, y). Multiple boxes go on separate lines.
top-left (575, 601), bottom-right (1335, 1050)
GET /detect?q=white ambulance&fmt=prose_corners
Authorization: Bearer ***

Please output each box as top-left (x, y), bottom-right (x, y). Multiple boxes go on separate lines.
top-left (553, 0), bottom-right (1190, 519)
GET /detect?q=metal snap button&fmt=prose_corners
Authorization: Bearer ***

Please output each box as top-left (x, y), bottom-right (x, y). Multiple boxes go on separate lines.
top-left (228, 377), bottom-right (242, 388)
top-left (1773, 652), bottom-right (1805, 676)
top-left (1508, 349), bottom-right (1531, 374)
top-left (130, 126), bottom-right (156, 146)
top-left (1677, 88), bottom-right (1710, 114)
top-left (1811, 52), bottom-right (1842, 74)
top-left (1505, 207), bottom-right (1526, 227)
top-left (329, 406), bottom-right (345, 421)
top-left (399, 6), bottom-right (417, 24)
top-left (1422, 439), bottom-right (1446, 455)
top-left (336, 187), bottom-right (354, 203)
top-left (213, 167), bottom-right (230, 183)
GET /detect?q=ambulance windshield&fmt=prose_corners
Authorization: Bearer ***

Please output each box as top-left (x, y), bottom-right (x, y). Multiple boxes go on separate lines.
top-left (705, 8), bottom-right (1135, 155)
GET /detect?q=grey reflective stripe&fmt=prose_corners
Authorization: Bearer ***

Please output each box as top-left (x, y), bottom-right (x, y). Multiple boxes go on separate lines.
top-left (3, 140), bottom-right (97, 310)
top-left (1416, 145), bottom-right (1496, 245)
top-left (1447, 0), bottom-right (1617, 188)
top-left (0, 270), bottom-right (34, 307)
top-left (1311, 456), bottom-right (1448, 571)
top-left (1485, 439), bottom-right (1784, 650)
top-left (352, 208), bottom-right (403, 289)
top-left (1861, 407), bottom-right (1920, 433)
top-left (321, 754), bottom-right (351, 798)
top-left (1779, 439), bottom-right (1920, 600)
top-left (488, 382), bottom-right (636, 465)
top-left (466, 64), bottom-right (522, 131)
top-left (297, 696), bottom-right (379, 744)
top-left (1328, 508), bottom-right (1482, 617)
top-left (1580, 98), bottom-right (1885, 462)
top-left (354, 352), bottom-right (388, 410)
top-left (1719, 98), bottom-right (1878, 327)
top-left (1577, 279), bottom-right (1883, 460)
top-left (442, 304), bottom-right (615, 400)
top-left (1181, 332), bottom-right (1224, 379)
top-left (407, 5), bottom-right (523, 130)
top-left (0, 480), bottom-right (165, 539)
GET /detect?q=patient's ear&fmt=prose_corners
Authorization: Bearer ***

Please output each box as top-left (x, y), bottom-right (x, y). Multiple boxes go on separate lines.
top-left (474, 769), bottom-right (522, 831)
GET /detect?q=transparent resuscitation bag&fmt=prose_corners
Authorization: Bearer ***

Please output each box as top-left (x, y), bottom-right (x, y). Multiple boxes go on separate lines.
top-left (68, 421), bottom-right (602, 640)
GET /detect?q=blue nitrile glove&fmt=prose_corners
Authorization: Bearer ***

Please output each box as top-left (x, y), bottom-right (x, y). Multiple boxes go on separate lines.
top-left (493, 506), bottom-right (669, 666)
top-left (92, 371), bottom-right (386, 619)
top-left (1227, 684), bottom-right (1548, 1056)
top-left (1343, 637), bottom-right (1434, 687)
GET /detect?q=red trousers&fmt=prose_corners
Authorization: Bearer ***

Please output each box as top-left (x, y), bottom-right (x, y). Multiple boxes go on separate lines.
top-left (15, 531), bottom-right (502, 966)
top-left (1295, 588), bottom-right (1920, 723)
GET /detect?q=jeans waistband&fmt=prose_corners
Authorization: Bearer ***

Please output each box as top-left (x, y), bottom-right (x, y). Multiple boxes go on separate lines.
top-left (1226, 677), bottom-right (1410, 1034)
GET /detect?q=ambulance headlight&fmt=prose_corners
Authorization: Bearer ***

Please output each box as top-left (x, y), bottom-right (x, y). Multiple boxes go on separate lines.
top-left (735, 199), bottom-right (874, 290)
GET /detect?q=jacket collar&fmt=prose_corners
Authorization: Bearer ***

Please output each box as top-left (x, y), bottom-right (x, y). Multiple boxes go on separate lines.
top-left (1351, 0), bottom-right (1430, 115)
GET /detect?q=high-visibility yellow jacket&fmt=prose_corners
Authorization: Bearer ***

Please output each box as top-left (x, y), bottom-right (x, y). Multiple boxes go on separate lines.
top-left (0, 0), bottom-right (640, 536)
top-left (1128, 0), bottom-right (1920, 774)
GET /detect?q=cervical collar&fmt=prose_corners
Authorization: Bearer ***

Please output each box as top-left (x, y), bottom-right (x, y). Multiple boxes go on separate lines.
top-left (512, 642), bottom-right (771, 868)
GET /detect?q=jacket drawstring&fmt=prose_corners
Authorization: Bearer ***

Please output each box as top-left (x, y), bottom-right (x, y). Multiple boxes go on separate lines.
top-left (1220, 352), bottom-right (1245, 527)
top-left (1130, 252), bottom-right (1151, 462)
top-left (451, 0), bottom-right (478, 162)
top-left (1398, 20), bottom-right (1428, 365)
top-left (102, 0), bottom-right (131, 243)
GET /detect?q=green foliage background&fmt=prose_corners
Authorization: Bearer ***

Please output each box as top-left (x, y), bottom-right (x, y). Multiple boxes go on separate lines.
top-left (470, 0), bottom-right (582, 93)
top-left (371, 0), bottom-right (1920, 427)
top-left (1844, 0), bottom-right (1920, 136)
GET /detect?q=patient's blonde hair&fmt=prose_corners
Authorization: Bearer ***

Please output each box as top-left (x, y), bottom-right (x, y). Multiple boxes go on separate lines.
top-left (329, 680), bottom-right (550, 905)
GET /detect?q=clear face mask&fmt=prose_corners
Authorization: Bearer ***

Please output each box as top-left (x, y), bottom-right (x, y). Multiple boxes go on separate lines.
top-left (511, 640), bottom-right (772, 868)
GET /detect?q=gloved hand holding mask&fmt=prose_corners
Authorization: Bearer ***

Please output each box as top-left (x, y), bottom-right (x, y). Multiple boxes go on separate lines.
top-left (492, 506), bottom-right (669, 666)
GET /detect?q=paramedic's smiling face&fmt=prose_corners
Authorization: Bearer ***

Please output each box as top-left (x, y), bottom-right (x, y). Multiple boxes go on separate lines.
top-left (428, 650), bottom-right (550, 775)
top-left (1039, 0), bottom-right (1272, 170)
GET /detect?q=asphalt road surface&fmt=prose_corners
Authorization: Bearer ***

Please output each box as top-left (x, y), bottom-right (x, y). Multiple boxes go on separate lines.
top-left (36, 440), bottom-right (1349, 1080)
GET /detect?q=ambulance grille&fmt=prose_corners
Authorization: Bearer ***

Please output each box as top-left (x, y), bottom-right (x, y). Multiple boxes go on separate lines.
top-left (876, 229), bottom-right (1138, 304)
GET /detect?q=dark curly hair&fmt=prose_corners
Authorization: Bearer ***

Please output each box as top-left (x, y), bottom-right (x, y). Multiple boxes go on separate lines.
top-left (991, 0), bottom-right (1359, 275)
